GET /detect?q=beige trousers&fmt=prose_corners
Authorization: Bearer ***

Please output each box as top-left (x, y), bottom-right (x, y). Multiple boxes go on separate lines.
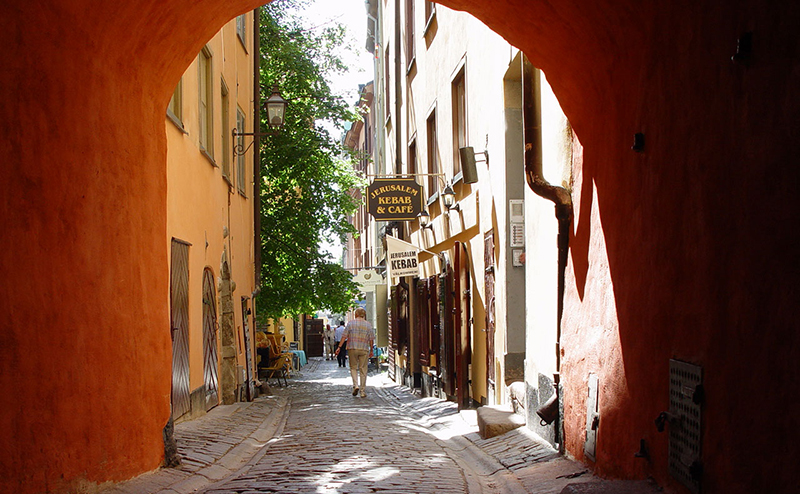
top-left (348, 349), bottom-right (369, 390)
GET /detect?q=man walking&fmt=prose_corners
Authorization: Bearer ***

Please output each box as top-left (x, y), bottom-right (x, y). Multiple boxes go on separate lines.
top-left (334, 320), bottom-right (347, 367)
top-left (322, 324), bottom-right (336, 360)
top-left (335, 308), bottom-right (374, 397)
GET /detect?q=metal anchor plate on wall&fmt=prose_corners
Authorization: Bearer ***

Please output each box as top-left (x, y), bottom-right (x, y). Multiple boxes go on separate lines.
top-left (669, 359), bottom-right (703, 493)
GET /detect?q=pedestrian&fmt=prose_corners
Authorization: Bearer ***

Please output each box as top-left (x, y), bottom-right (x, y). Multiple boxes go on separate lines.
top-left (335, 308), bottom-right (375, 397)
top-left (322, 324), bottom-right (336, 360)
top-left (334, 320), bottom-right (347, 367)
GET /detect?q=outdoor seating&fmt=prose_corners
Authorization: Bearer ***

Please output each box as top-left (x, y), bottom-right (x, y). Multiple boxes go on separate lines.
top-left (261, 353), bottom-right (292, 387)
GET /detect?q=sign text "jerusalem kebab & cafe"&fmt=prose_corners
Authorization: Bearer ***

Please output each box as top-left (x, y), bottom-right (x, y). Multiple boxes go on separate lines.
top-left (366, 178), bottom-right (423, 221)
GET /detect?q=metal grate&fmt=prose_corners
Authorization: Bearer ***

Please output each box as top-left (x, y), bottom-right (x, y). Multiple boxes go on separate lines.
top-left (669, 359), bottom-right (703, 493)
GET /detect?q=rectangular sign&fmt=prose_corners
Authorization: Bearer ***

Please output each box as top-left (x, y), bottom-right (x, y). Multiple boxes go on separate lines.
top-left (386, 235), bottom-right (420, 279)
top-left (367, 178), bottom-right (423, 221)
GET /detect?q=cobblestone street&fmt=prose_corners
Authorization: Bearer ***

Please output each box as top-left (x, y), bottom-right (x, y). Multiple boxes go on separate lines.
top-left (198, 357), bottom-right (470, 493)
top-left (104, 357), bottom-right (661, 494)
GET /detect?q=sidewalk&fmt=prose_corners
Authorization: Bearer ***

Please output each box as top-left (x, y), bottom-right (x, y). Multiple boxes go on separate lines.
top-left (102, 358), bottom-right (662, 494)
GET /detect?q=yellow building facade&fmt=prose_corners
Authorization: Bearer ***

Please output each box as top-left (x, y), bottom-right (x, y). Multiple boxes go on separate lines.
top-left (165, 13), bottom-right (258, 421)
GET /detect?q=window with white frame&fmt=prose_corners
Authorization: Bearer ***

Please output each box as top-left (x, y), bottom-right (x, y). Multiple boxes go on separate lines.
top-left (405, 0), bottom-right (415, 70)
top-left (452, 68), bottom-right (466, 177)
top-left (236, 14), bottom-right (247, 48)
top-left (199, 46), bottom-right (214, 158)
top-left (167, 78), bottom-right (183, 126)
top-left (221, 79), bottom-right (231, 181)
top-left (426, 109), bottom-right (438, 198)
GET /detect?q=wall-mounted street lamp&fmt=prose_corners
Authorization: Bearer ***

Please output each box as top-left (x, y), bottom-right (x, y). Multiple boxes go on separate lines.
top-left (418, 210), bottom-right (433, 230)
top-left (233, 85), bottom-right (288, 157)
top-left (442, 184), bottom-right (459, 211)
top-left (265, 86), bottom-right (288, 127)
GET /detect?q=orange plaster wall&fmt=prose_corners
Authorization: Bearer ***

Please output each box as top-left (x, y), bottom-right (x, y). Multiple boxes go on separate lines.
top-left (1, 0), bottom-right (798, 492)
top-left (0, 1), bottom-right (263, 492)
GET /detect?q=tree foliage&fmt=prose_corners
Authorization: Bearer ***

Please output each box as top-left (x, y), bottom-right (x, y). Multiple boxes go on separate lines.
top-left (256, 0), bottom-right (364, 322)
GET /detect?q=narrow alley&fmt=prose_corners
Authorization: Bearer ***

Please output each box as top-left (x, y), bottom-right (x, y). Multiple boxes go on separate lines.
top-left (103, 359), bottom-right (661, 494)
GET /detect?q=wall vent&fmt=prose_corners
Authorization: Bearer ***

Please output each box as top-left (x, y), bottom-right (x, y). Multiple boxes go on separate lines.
top-left (668, 359), bottom-right (703, 493)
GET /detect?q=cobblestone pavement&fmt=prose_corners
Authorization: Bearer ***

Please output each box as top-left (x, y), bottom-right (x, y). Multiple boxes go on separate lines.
top-left (201, 357), bottom-right (474, 493)
top-left (103, 357), bottom-right (664, 494)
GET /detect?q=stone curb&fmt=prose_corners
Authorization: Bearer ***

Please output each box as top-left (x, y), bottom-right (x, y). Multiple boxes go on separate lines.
top-left (101, 395), bottom-right (289, 494)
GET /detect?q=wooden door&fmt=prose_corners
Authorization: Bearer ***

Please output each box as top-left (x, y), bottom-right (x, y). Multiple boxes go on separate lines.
top-left (428, 277), bottom-right (440, 372)
top-left (241, 298), bottom-right (254, 401)
top-left (202, 269), bottom-right (219, 411)
top-left (484, 230), bottom-right (496, 404)
top-left (454, 241), bottom-right (472, 409)
top-left (417, 280), bottom-right (429, 366)
top-left (388, 292), bottom-right (395, 381)
top-left (304, 318), bottom-right (324, 357)
top-left (441, 261), bottom-right (455, 397)
top-left (170, 239), bottom-right (190, 420)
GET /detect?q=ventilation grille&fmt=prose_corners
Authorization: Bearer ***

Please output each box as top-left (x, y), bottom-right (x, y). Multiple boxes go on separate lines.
top-left (669, 359), bottom-right (703, 493)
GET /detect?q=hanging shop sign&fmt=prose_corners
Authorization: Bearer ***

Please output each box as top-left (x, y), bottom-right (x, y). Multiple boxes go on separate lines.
top-left (367, 178), bottom-right (423, 221)
top-left (353, 268), bottom-right (384, 292)
top-left (385, 235), bottom-right (420, 279)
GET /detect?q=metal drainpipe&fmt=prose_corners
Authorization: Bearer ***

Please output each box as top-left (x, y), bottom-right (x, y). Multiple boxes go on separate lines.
top-left (253, 7), bottom-right (262, 298)
top-left (394, 0), bottom-right (402, 175)
top-left (522, 56), bottom-right (573, 451)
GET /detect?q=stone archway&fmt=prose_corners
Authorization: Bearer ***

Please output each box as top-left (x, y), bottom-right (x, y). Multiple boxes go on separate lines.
top-left (1, 1), bottom-right (798, 493)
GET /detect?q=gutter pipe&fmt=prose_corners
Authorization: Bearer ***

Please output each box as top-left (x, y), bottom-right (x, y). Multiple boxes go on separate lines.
top-left (522, 56), bottom-right (573, 451)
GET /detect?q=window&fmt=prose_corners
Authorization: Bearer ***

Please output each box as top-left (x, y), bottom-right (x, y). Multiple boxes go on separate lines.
top-left (221, 80), bottom-right (231, 181)
top-left (167, 78), bottom-right (183, 126)
top-left (405, 0), bottom-right (415, 70)
top-left (236, 14), bottom-right (247, 48)
top-left (199, 46), bottom-right (214, 159)
top-left (426, 110), bottom-right (438, 197)
top-left (424, 1), bottom-right (436, 33)
top-left (236, 108), bottom-right (247, 196)
top-left (385, 44), bottom-right (391, 120)
top-left (408, 136), bottom-right (417, 177)
top-left (452, 69), bottom-right (466, 176)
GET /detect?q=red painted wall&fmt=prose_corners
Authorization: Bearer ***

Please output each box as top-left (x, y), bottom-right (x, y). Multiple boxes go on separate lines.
top-left (0, 0), bottom-right (797, 492)
top-left (441, 1), bottom-right (800, 492)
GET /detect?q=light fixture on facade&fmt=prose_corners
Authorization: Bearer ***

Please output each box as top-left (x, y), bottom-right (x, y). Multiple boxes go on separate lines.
top-left (265, 85), bottom-right (288, 128)
top-left (442, 184), bottom-right (459, 211)
top-left (418, 210), bottom-right (433, 230)
top-left (233, 85), bottom-right (288, 157)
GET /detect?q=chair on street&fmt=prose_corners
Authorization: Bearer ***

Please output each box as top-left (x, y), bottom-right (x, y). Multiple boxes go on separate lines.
top-left (261, 353), bottom-right (292, 387)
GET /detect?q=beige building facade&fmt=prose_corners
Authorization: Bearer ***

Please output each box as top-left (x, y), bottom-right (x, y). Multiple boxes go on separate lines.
top-left (357, 0), bottom-right (573, 420)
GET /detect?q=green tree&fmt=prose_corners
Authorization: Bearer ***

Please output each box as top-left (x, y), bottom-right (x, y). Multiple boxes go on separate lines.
top-left (256, 0), bottom-right (364, 322)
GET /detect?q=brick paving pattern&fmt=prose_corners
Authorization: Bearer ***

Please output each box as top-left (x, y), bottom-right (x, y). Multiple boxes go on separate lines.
top-left (102, 357), bottom-right (665, 494)
top-left (202, 358), bottom-right (468, 493)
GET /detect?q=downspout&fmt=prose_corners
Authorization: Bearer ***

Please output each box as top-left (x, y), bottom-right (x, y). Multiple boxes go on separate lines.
top-left (394, 0), bottom-right (402, 175)
top-left (253, 6), bottom-right (262, 299)
top-left (522, 56), bottom-right (572, 451)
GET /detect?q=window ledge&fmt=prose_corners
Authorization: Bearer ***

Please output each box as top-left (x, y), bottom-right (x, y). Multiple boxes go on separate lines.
top-left (423, 11), bottom-right (437, 36)
top-left (426, 190), bottom-right (440, 207)
top-left (406, 57), bottom-right (416, 76)
top-left (166, 111), bottom-right (187, 134)
top-left (201, 148), bottom-right (217, 167)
